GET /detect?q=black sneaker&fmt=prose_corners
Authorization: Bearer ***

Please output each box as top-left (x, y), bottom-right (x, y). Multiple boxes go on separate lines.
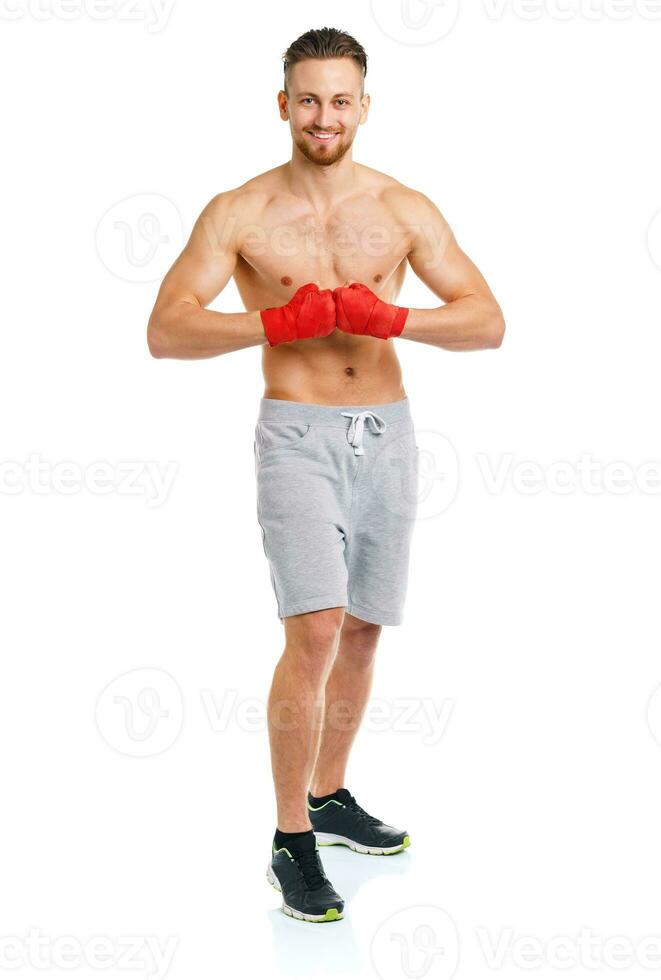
top-left (266, 833), bottom-right (345, 922)
top-left (308, 788), bottom-right (410, 855)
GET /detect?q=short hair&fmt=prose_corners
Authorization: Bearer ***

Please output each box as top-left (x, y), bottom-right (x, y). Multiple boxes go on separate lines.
top-left (282, 27), bottom-right (367, 96)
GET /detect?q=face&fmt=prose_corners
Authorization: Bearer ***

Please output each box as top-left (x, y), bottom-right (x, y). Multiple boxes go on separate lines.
top-left (279, 57), bottom-right (369, 166)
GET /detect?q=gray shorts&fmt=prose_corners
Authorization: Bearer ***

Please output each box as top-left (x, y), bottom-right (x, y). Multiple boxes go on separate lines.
top-left (253, 396), bottom-right (419, 626)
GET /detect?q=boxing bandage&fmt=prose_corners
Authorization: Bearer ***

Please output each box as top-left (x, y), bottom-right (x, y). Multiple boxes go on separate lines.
top-left (260, 282), bottom-right (336, 347)
top-left (333, 282), bottom-right (409, 340)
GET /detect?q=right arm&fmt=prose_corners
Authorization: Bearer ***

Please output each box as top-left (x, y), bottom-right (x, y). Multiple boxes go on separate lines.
top-left (146, 191), bottom-right (265, 359)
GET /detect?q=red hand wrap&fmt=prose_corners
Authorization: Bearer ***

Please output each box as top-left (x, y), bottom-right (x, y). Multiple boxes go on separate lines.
top-left (260, 282), bottom-right (336, 347)
top-left (333, 283), bottom-right (409, 340)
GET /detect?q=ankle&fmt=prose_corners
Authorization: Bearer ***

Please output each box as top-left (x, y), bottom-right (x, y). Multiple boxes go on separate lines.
top-left (277, 820), bottom-right (312, 834)
top-left (274, 827), bottom-right (315, 850)
top-left (309, 784), bottom-right (342, 800)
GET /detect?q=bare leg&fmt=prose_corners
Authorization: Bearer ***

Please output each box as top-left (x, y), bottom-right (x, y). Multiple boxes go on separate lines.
top-left (268, 607), bottom-right (345, 832)
top-left (309, 614), bottom-right (382, 798)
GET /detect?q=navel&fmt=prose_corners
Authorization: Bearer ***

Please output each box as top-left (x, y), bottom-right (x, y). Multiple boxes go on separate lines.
top-left (345, 366), bottom-right (354, 376)
top-left (373, 274), bottom-right (383, 283)
top-left (280, 276), bottom-right (293, 287)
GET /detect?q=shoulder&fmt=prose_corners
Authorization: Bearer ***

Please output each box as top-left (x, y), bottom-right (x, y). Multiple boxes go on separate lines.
top-left (355, 164), bottom-right (448, 223)
top-left (194, 169), bottom-right (285, 246)
top-left (199, 175), bottom-right (273, 223)
top-left (385, 181), bottom-right (447, 227)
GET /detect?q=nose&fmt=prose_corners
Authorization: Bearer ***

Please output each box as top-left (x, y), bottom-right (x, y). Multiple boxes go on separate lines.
top-left (314, 106), bottom-right (336, 131)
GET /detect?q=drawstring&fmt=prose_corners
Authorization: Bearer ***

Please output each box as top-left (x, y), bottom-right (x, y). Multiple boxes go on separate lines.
top-left (340, 410), bottom-right (387, 456)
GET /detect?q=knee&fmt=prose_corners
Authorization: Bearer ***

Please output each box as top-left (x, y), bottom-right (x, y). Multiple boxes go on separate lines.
top-left (339, 620), bottom-right (382, 670)
top-left (284, 608), bottom-right (344, 676)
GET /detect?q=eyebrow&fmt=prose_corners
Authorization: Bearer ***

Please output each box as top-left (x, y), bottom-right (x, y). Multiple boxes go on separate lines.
top-left (296, 91), bottom-right (355, 98)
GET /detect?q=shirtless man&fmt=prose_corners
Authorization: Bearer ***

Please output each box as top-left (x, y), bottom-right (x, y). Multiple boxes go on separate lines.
top-left (147, 27), bottom-right (505, 923)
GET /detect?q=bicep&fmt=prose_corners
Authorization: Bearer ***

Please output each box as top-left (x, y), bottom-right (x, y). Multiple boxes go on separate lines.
top-left (151, 194), bottom-right (239, 313)
top-left (405, 194), bottom-right (495, 304)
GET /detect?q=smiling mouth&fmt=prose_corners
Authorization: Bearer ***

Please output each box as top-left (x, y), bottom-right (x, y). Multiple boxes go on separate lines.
top-left (307, 131), bottom-right (340, 143)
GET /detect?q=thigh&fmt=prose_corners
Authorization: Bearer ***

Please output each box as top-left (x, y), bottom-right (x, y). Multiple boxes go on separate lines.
top-left (345, 424), bottom-right (419, 625)
top-left (255, 427), bottom-right (351, 618)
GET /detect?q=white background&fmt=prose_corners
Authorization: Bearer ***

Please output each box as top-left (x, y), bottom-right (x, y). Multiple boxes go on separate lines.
top-left (2, 0), bottom-right (661, 977)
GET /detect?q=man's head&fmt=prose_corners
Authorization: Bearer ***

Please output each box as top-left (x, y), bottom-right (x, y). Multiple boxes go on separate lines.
top-left (279, 27), bottom-right (370, 167)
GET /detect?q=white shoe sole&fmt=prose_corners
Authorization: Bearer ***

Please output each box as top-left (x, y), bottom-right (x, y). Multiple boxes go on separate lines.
top-left (314, 832), bottom-right (410, 855)
top-left (266, 863), bottom-right (343, 922)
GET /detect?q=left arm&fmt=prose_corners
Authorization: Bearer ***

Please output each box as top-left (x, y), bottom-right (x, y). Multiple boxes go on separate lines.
top-left (397, 189), bottom-right (505, 351)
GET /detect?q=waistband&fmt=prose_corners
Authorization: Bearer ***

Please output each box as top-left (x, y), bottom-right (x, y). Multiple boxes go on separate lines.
top-left (257, 396), bottom-right (413, 428)
top-left (257, 396), bottom-right (413, 456)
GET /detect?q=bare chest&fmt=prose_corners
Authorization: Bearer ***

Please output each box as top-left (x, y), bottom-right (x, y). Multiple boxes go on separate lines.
top-left (236, 198), bottom-right (410, 293)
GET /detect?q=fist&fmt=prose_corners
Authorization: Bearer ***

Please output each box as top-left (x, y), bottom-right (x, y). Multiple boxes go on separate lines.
top-left (260, 282), bottom-right (336, 347)
top-left (333, 282), bottom-right (409, 340)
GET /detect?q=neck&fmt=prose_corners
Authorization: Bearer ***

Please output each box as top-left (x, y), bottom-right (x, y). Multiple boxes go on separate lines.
top-left (286, 146), bottom-right (357, 210)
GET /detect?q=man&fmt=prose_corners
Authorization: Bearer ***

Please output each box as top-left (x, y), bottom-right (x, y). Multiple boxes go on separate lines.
top-left (147, 26), bottom-right (505, 923)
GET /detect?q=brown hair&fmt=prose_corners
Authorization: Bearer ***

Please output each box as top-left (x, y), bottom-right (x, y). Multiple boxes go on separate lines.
top-left (282, 27), bottom-right (367, 96)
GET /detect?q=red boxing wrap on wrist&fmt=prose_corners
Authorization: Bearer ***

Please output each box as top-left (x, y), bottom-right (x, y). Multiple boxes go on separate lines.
top-left (333, 282), bottom-right (409, 340)
top-left (260, 282), bottom-right (336, 347)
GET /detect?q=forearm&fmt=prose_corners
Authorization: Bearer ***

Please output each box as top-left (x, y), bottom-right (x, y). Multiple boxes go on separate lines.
top-left (147, 300), bottom-right (265, 359)
top-left (400, 294), bottom-right (505, 351)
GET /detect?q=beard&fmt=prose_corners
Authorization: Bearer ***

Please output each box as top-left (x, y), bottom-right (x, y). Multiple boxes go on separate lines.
top-left (293, 129), bottom-right (353, 166)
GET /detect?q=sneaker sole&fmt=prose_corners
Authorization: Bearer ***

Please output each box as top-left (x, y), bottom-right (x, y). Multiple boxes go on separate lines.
top-left (314, 832), bottom-right (411, 855)
top-left (266, 864), bottom-right (344, 923)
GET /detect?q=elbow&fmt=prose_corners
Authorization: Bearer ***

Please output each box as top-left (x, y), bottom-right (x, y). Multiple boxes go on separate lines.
top-left (486, 305), bottom-right (506, 349)
top-left (147, 314), bottom-right (170, 359)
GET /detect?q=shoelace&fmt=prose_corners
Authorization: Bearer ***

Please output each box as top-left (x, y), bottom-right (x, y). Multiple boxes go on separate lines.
top-left (345, 794), bottom-right (382, 827)
top-left (294, 847), bottom-right (327, 891)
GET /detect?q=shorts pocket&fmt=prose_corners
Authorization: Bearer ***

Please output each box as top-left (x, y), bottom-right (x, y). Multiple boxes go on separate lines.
top-left (255, 421), bottom-right (315, 458)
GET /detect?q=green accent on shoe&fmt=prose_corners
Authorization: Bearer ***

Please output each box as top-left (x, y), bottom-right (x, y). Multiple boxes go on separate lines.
top-left (308, 799), bottom-right (345, 812)
top-left (323, 908), bottom-right (341, 921)
top-left (402, 835), bottom-right (411, 849)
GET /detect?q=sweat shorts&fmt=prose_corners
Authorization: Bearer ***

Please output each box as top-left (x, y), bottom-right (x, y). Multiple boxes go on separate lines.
top-left (253, 396), bottom-right (419, 626)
